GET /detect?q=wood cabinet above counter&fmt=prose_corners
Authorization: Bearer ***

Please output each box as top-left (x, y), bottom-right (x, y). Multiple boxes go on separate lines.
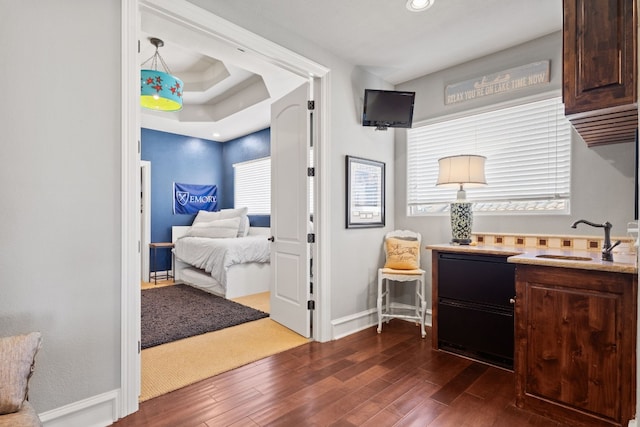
top-left (563, 0), bottom-right (637, 146)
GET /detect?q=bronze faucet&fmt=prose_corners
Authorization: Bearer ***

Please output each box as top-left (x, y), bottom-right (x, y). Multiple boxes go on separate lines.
top-left (571, 219), bottom-right (621, 262)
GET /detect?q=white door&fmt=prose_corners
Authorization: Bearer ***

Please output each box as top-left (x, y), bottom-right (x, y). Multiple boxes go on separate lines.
top-left (270, 83), bottom-right (311, 337)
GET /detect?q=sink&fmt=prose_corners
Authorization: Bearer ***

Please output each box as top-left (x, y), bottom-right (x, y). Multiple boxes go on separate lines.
top-left (535, 254), bottom-right (593, 261)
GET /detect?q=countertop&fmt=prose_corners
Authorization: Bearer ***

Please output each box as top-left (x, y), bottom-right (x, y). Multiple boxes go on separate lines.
top-left (426, 243), bottom-right (638, 274)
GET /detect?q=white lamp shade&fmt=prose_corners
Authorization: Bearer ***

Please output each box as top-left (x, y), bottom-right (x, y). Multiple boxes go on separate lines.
top-left (436, 154), bottom-right (487, 188)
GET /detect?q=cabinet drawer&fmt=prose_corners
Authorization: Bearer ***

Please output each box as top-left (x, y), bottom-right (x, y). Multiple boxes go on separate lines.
top-left (438, 253), bottom-right (515, 307)
top-left (439, 300), bottom-right (514, 369)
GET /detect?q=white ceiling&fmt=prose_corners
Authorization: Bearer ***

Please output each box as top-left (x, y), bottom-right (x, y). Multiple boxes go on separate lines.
top-left (140, 0), bottom-right (562, 142)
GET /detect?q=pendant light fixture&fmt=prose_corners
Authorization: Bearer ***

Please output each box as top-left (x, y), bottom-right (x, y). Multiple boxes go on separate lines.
top-left (140, 37), bottom-right (183, 112)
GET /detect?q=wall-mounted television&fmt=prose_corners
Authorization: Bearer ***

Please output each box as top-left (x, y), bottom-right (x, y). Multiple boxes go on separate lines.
top-left (362, 89), bottom-right (416, 130)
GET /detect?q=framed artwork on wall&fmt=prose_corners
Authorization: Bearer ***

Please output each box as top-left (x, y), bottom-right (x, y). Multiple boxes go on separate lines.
top-left (346, 155), bottom-right (385, 228)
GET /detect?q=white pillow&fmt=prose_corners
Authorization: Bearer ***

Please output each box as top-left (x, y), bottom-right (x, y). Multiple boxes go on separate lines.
top-left (185, 217), bottom-right (241, 239)
top-left (240, 215), bottom-right (250, 237)
top-left (193, 207), bottom-right (249, 237)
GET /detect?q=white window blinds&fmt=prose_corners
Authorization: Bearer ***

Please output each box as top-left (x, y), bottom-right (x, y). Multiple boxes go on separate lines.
top-left (234, 157), bottom-right (271, 215)
top-left (407, 96), bottom-right (571, 215)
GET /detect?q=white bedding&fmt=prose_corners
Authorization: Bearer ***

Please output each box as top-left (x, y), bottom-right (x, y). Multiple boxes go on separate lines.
top-left (174, 235), bottom-right (270, 291)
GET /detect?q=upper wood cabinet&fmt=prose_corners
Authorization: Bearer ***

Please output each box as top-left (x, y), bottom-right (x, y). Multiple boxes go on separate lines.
top-left (563, 0), bottom-right (638, 146)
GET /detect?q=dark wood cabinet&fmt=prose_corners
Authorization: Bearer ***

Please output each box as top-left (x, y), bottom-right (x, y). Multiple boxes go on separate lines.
top-left (432, 251), bottom-right (516, 369)
top-left (563, 0), bottom-right (637, 146)
top-left (515, 264), bottom-right (637, 426)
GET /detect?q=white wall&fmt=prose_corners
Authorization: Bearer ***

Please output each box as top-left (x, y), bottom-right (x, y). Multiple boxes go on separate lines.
top-left (328, 65), bottom-right (395, 319)
top-left (395, 31), bottom-right (636, 306)
top-left (0, 0), bottom-right (122, 413)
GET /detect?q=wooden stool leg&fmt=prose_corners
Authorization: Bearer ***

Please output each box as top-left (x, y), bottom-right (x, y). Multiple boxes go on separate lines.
top-left (377, 272), bottom-right (384, 333)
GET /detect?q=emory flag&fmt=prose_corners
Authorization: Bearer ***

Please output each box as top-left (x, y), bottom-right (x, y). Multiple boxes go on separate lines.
top-left (173, 182), bottom-right (218, 214)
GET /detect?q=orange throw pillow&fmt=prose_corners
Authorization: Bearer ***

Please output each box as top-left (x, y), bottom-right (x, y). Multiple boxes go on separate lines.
top-left (384, 237), bottom-right (420, 270)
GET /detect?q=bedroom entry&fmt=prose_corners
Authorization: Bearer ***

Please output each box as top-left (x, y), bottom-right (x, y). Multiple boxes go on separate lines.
top-left (122, 1), bottom-right (331, 416)
top-left (270, 82), bottom-right (313, 338)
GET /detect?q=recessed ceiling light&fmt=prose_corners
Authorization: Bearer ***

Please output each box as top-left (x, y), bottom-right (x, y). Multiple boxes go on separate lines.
top-left (212, 132), bottom-right (221, 139)
top-left (406, 0), bottom-right (435, 12)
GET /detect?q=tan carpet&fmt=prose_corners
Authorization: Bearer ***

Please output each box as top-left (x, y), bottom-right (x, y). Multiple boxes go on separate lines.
top-left (140, 289), bottom-right (309, 402)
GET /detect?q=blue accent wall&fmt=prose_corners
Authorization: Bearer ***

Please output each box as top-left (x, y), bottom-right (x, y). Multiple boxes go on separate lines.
top-left (141, 127), bottom-right (271, 271)
top-left (141, 128), bottom-right (222, 271)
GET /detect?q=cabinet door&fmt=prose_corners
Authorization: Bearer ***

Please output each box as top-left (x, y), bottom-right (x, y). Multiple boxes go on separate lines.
top-left (515, 265), bottom-right (636, 426)
top-left (563, 0), bottom-right (636, 115)
top-left (525, 284), bottom-right (620, 420)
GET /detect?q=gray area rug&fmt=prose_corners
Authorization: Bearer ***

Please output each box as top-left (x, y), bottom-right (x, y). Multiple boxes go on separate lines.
top-left (141, 284), bottom-right (269, 349)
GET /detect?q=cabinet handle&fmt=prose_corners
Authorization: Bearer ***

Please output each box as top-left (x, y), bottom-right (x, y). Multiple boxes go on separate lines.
top-left (509, 297), bottom-right (516, 304)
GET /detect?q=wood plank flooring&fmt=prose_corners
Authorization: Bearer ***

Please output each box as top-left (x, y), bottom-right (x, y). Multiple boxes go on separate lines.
top-left (112, 320), bottom-right (568, 426)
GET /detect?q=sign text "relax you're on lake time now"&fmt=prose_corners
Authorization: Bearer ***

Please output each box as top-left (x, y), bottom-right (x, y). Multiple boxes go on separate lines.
top-left (445, 60), bottom-right (550, 105)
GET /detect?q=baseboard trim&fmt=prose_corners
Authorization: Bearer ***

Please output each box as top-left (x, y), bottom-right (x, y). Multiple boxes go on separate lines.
top-left (40, 389), bottom-right (120, 427)
top-left (331, 307), bottom-right (433, 340)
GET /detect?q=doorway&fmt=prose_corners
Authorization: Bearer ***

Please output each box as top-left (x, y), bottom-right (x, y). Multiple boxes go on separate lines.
top-left (122, 0), bottom-right (332, 417)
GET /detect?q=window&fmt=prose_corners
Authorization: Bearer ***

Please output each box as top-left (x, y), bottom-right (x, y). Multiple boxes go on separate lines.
top-left (407, 96), bottom-right (571, 215)
top-left (234, 157), bottom-right (271, 214)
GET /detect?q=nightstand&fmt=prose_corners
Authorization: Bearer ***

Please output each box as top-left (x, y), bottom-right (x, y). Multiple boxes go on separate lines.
top-left (149, 242), bottom-right (175, 284)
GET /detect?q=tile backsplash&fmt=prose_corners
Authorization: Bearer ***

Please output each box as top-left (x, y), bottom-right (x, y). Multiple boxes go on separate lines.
top-left (473, 232), bottom-right (636, 253)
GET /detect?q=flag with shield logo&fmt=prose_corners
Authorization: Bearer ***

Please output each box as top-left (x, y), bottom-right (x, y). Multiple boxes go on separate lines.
top-left (173, 182), bottom-right (218, 214)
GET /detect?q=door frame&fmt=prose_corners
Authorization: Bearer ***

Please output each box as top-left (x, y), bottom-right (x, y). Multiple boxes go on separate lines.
top-left (140, 160), bottom-right (151, 282)
top-left (121, 0), bottom-right (332, 417)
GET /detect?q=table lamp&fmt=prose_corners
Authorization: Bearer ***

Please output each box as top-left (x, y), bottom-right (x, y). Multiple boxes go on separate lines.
top-left (437, 154), bottom-right (487, 244)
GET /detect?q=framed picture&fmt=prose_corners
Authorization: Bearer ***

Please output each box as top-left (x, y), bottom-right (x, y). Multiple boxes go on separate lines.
top-left (346, 155), bottom-right (385, 228)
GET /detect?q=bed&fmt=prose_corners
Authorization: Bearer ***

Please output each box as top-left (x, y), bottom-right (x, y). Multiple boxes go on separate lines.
top-left (171, 214), bottom-right (271, 299)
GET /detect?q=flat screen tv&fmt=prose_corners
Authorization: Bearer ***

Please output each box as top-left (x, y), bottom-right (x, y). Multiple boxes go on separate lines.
top-left (362, 89), bottom-right (415, 130)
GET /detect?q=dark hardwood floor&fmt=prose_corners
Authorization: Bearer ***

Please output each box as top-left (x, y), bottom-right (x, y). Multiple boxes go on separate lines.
top-left (112, 320), bottom-right (568, 426)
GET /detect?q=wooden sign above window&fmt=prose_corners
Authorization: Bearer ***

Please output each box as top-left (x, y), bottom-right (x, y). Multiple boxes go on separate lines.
top-left (445, 60), bottom-right (550, 105)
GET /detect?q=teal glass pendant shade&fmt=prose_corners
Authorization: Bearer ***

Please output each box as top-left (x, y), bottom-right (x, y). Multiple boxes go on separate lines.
top-left (140, 37), bottom-right (183, 112)
top-left (141, 69), bottom-right (183, 111)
